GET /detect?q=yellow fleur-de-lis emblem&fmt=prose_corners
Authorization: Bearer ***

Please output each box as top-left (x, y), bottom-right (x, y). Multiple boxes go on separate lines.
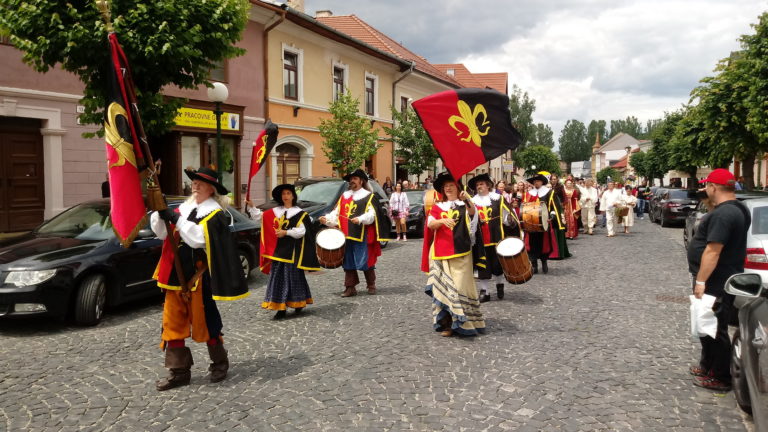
top-left (439, 209), bottom-right (461, 229)
top-left (478, 206), bottom-right (493, 222)
top-left (255, 135), bottom-right (268, 164)
top-left (273, 214), bottom-right (290, 230)
top-left (104, 102), bottom-right (138, 169)
top-left (448, 100), bottom-right (490, 147)
top-left (344, 202), bottom-right (358, 218)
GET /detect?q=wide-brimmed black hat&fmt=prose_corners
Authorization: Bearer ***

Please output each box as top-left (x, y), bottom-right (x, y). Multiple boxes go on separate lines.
top-left (184, 167), bottom-right (228, 195)
top-left (468, 173), bottom-right (494, 192)
top-left (433, 172), bottom-right (463, 195)
top-left (526, 173), bottom-right (549, 185)
top-left (271, 184), bottom-right (297, 206)
top-left (342, 169), bottom-right (369, 183)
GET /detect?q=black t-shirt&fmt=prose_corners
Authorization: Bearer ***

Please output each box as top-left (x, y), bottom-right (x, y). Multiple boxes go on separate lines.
top-left (687, 200), bottom-right (750, 296)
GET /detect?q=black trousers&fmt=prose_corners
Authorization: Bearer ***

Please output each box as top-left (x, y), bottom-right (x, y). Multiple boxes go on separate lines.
top-left (698, 295), bottom-right (734, 382)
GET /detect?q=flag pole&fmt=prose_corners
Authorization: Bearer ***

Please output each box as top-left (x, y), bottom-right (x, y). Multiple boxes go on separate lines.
top-left (96, 0), bottom-right (188, 294)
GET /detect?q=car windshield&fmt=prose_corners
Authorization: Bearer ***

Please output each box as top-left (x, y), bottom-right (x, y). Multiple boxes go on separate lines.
top-left (405, 191), bottom-right (424, 205)
top-left (669, 190), bottom-right (690, 199)
top-left (36, 202), bottom-right (115, 241)
top-left (298, 181), bottom-right (342, 205)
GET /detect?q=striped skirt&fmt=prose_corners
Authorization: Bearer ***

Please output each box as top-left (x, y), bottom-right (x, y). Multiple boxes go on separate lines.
top-left (262, 261), bottom-right (313, 311)
top-left (424, 250), bottom-right (486, 336)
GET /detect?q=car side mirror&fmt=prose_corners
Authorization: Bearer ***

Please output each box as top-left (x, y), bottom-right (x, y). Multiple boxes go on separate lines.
top-left (137, 229), bottom-right (155, 239)
top-left (725, 273), bottom-right (763, 298)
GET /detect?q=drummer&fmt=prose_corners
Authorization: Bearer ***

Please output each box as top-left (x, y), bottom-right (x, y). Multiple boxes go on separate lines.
top-left (259, 184), bottom-right (320, 319)
top-left (468, 173), bottom-right (519, 302)
top-left (522, 172), bottom-right (564, 274)
top-left (319, 169), bottom-right (389, 297)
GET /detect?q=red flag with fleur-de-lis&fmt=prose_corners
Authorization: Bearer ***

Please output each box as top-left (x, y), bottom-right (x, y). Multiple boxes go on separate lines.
top-left (104, 32), bottom-right (148, 247)
top-left (245, 120), bottom-right (279, 201)
top-left (411, 88), bottom-right (522, 181)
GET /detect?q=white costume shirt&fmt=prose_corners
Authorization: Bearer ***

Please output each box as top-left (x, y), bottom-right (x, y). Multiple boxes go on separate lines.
top-left (599, 188), bottom-right (624, 211)
top-left (150, 198), bottom-right (222, 249)
top-left (323, 188), bottom-right (376, 227)
top-left (472, 191), bottom-right (510, 222)
top-left (272, 206), bottom-right (307, 239)
top-left (578, 186), bottom-right (598, 208)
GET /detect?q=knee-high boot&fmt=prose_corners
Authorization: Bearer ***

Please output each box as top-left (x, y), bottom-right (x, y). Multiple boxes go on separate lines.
top-left (156, 347), bottom-right (193, 391)
top-left (541, 258), bottom-right (549, 274)
top-left (207, 343), bottom-right (229, 383)
top-left (363, 269), bottom-right (376, 295)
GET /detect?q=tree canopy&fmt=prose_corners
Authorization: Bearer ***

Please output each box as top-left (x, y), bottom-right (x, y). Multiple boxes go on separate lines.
top-left (384, 107), bottom-right (437, 178)
top-left (530, 123), bottom-right (555, 148)
top-left (514, 145), bottom-right (561, 176)
top-left (318, 91), bottom-right (381, 176)
top-left (508, 84), bottom-right (536, 148)
top-left (558, 119), bottom-right (590, 172)
top-left (0, 0), bottom-right (249, 137)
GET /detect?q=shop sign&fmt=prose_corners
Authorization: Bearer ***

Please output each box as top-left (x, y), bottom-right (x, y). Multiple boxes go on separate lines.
top-left (502, 160), bottom-right (515, 172)
top-left (175, 107), bottom-right (240, 131)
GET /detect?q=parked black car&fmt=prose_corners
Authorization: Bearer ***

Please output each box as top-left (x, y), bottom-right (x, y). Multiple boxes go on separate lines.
top-left (403, 189), bottom-right (426, 237)
top-left (650, 188), bottom-right (697, 227)
top-left (0, 198), bottom-right (260, 325)
top-left (725, 273), bottom-right (768, 428)
top-left (259, 177), bottom-right (392, 244)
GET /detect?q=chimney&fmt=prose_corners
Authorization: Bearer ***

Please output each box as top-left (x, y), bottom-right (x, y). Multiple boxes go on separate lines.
top-left (315, 10), bottom-right (333, 18)
top-left (285, 0), bottom-right (304, 12)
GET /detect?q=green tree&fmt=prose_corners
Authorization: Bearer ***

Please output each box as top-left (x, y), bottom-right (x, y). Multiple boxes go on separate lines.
top-left (667, 108), bottom-right (707, 187)
top-left (383, 107), bottom-right (437, 178)
top-left (596, 167), bottom-right (621, 185)
top-left (508, 84), bottom-right (536, 148)
top-left (628, 151), bottom-right (650, 181)
top-left (587, 120), bottom-right (608, 147)
top-left (558, 119), bottom-right (590, 173)
top-left (609, 116), bottom-right (643, 138)
top-left (318, 91), bottom-right (381, 176)
top-left (514, 145), bottom-right (561, 176)
top-left (0, 0), bottom-right (249, 137)
top-left (644, 118), bottom-right (664, 139)
top-left (530, 123), bottom-right (555, 148)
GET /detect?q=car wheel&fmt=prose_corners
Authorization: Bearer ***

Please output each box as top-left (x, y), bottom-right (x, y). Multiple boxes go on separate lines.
top-left (74, 274), bottom-right (107, 326)
top-left (660, 213), bottom-right (669, 227)
top-left (731, 329), bottom-right (753, 414)
top-left (238, 249), bottom-right (253, 280)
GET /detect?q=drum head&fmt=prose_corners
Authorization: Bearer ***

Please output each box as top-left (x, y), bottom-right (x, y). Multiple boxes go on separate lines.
top-left (317, 229), bottom-right (345, 249)
top-left (540, 205), bottom-right (549, 231)
top-left (496, 238), bottom-right (524, 257)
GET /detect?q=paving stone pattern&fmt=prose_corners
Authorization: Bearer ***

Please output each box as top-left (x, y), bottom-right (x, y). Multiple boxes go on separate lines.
top-left (0, 219), bottom-right (752, 431)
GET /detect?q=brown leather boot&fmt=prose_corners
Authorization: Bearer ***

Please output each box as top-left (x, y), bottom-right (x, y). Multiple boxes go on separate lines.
top-left (363, 269), bottom-right (376, 295)
top-left (341, 286), bottom-right (357, 297)
top-left (156, 347), bottom-right (193, 391)
top-left (207, 343), bottom-right (229, 383)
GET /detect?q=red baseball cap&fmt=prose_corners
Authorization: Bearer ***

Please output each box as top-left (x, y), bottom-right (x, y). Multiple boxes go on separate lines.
top-left (699, 168), bottom-right (736, 185)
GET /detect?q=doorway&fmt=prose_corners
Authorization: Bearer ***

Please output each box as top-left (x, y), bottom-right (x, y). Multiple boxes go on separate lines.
top-left (276, 144), bottom-right (300, 185)
top-left (0, 118), bottom-right (45, 232)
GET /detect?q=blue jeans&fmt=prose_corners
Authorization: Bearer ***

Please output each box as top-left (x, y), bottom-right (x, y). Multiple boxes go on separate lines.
top-left (635, 199), bottom-right (645, 217)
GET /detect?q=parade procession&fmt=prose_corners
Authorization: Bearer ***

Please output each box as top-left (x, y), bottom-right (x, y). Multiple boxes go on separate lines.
top-left (4, 0), bottom-right (768, 430)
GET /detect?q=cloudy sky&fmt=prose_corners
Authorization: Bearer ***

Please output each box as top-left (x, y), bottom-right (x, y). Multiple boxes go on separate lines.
top-left (304, 0), bottom-right (767, 142)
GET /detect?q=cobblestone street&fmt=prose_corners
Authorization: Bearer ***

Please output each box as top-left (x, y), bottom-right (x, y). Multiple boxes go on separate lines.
top-left (0, 218), bottom-right (754, 431)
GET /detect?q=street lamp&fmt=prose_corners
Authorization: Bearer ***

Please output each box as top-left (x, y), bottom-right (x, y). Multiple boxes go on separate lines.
top-left (207, 82), bottom-right (229, 174)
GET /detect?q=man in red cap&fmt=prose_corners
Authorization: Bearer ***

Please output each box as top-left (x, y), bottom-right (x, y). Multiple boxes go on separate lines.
top-left (687, 168), bottom-right (750, 392)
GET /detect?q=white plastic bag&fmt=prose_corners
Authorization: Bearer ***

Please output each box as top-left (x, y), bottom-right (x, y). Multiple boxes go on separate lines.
top-left (690, 294), bottom-right (718, 339)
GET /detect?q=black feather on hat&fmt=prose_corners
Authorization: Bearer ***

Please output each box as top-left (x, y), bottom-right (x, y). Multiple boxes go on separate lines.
top-left (342, 169), bottom-right (369, 183)
top-left (184, 167), bottom-right (228, 195)
top-left (271, 184), bottom-right (297, 206)
top-left (468, 173), bottom-right (494, 192)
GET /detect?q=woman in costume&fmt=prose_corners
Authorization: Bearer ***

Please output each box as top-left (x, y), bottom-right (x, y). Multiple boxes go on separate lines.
top-left (547, 173), bottom-right (571, 259)
top-left (259, 184), bottom-right (320, 319)
top-left (151, 167), bottom-right (249, 391)
top-left (522, 172), bottom-right (565, 274)
top-left (422, 172), bottom-right (485, 337)
top-left (563, 179), bottom-right (581, 239)
top-left (389, 183), bottom-right (410, 241)
top-left (620, 185), bottom-right (637, 234)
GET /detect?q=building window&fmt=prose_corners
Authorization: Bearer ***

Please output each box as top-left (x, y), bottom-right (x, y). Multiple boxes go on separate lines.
top-left (400, 96), bottom-right (410, 113)
top-left (209, 59), bottom-right (226, 82)
top-left (333, 67), bottom-right (345, 101)
top-left (283, 51), bottom-right (298, 100)
top-left (365, 77), bottom-right (375, 116)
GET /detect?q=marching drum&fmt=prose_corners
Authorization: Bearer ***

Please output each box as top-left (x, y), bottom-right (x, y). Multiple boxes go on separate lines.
top-left (496, 238), bottom-right (533, 284)
top-left (521, 201), bottom-right (549, 232)
top-left (315, 228), bottom-right (346, 269)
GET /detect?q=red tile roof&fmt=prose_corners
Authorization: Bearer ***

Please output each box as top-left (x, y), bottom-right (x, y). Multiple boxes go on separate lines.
top-left (316, 15), bottom-right (462, 87)
top-left (433, 65), bottom-right (508, 93)
top-left (473, 72), bottom-right (508, 94)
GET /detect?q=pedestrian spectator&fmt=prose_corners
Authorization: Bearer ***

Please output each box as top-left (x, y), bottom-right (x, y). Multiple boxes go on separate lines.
top-left (101, 174), bottom-right (110, 198)
top-left (389, 183), bottom-right (410, 241)
top-left (382, 176), bottom-right (394, 195)
top-left (634, 183), bottom-right (647, 219)
top-left (735, 176), bottom-right (745, 191)
top-left (495, 180), bottom-right (506, 195)
top-left (578, 178), bottom-right (598, 235)
top-left (620, 185), bottom-right (637, 234)
top-left (599, 181), bottom-right (623, 237)
top-left (687, 168), bottom-right (750, 392)
top-left (402, 179), bottom-right (410, 191)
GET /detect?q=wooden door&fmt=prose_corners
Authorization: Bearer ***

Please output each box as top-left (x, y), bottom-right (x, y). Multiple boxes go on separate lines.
top-left (0, 130), bottom-right (45, 232)
top-left (276, 144), bottom-right (300, 185)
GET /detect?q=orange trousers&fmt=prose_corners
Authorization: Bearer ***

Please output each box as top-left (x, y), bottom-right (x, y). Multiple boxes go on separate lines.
top-left (160, 285), bottom-right (210, 347)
